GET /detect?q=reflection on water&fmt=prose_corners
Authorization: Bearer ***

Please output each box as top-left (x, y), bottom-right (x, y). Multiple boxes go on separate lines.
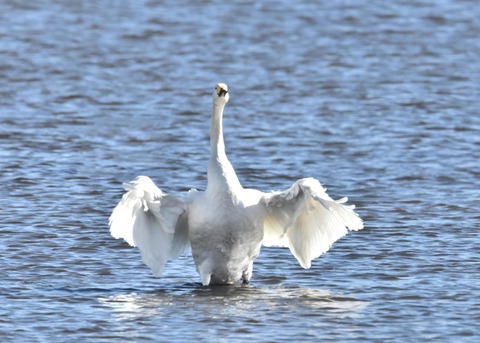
top-left (99, 284), bottom-right (366, 328)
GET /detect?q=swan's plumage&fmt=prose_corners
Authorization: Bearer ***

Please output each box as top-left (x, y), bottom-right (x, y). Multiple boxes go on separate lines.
top-left (109, 176), bottom-right (189, 276)
top-left (109, 83), bottom-right (363, 285)
top-left (262, 177), bottom-right (363, 269)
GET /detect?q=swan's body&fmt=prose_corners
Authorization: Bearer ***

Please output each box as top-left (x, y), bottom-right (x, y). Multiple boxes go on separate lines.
top-left (110, 83), bottom-right (363, 286)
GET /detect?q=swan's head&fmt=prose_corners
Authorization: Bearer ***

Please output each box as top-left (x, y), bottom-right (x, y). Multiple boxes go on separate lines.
top-left (213, 83), bottom-right (229, 104)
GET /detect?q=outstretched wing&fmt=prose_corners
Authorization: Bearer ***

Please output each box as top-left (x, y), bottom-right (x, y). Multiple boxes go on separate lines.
top-left (109, 176), bottom-right (190, 276)
top-left (262, 178), bottom-right (363, 269)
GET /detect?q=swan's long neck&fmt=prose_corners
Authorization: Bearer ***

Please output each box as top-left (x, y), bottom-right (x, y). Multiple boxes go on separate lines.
top-left (210, 102), bottom-right (227, 160)
top-left (207, 102), bottom-right (242, 193)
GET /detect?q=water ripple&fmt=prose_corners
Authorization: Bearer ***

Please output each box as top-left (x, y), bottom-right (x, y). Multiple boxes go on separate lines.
top-left (1, 0), bottom-right (479, 342)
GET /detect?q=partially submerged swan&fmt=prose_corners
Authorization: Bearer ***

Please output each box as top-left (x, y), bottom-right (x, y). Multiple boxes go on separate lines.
top-left (109, 83), bottom-right (363, 286)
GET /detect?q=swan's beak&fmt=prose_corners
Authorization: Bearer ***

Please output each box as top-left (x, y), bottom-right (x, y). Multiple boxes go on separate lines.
top-left (215, 83), bottom-right (229, 97)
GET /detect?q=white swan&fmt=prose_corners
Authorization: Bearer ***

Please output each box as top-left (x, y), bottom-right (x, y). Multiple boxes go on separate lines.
top-left (109, 83), bottom-right (363, 286)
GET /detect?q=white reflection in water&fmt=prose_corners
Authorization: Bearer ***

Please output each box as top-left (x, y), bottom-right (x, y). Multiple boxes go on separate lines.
top-left (99, 285), bottom-right (367, 323)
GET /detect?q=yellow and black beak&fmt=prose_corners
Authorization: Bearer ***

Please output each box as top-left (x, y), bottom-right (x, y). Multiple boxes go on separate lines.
top-left (215, 84), bottom-right (229, 97)
top-left (218, 88), bottom-right (228, 97)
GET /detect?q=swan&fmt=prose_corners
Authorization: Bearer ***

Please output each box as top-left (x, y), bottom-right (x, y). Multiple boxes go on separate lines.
top-left (109, 83), bottom-right (363, 286)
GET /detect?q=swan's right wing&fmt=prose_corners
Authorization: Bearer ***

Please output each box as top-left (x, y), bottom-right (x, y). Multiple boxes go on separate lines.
top-left (109, 176), bottom-right (190, 276)
top-left (262, 178), bottom-right (363, 269)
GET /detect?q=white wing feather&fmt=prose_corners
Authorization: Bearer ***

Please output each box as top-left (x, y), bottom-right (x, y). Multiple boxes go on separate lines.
top-left (109, 176), bottom-right (189, 276)
top-left (262, 178), bottom-right (363, 269)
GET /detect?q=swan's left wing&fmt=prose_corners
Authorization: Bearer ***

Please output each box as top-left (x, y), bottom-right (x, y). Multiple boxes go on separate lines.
top-left (262, 178), bottom-right (363, 269)
top-left (109, 176), bottom-right (190, 276)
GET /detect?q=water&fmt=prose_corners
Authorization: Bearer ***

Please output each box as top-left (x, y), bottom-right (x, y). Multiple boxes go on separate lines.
top-left (1, 0), bottom-right (479, 341)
